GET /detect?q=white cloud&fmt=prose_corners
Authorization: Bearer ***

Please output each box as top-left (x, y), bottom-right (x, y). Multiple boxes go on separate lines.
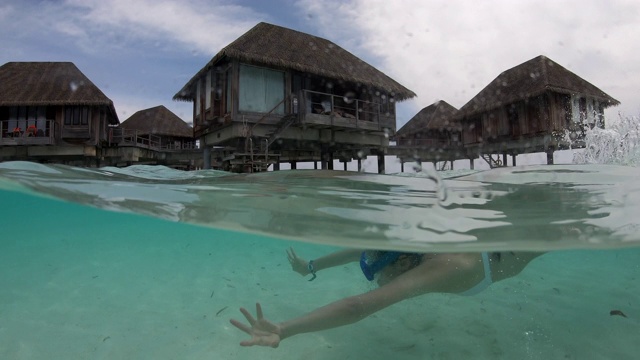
top-left (40, 0), bottom-right (264, 55)
top-left (299, 0), bottom-right (640, 125)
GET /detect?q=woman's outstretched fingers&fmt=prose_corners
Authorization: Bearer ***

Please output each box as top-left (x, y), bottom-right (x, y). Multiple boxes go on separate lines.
top-left (239, 307), bottom-right (256, 325)
top-left (230, 318), bottom-right (251, 334)
top-left (256, 302), bottom-right (264, 320)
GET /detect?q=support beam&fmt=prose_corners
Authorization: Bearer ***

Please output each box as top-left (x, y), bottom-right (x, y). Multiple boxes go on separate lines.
top-left (377, 154), bottom-right (385, 174)
top-left (203, 147), bottom-right (211, 169)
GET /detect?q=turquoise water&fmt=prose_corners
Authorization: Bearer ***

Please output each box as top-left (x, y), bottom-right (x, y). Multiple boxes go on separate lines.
top-left (1, 118), bottom-right (640, 359)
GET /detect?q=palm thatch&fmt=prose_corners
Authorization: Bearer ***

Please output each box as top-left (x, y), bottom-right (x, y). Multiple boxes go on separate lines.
top-left (174, 22), bottom-right (416, 101)
top-left (120, 105), bottom-right (193, 138)
top-left (396, 101), bottom-right (460, 137)
top-left (457, 55), bottom-right (620, 119)
top-left (0, 61), bottom-right (119, 123)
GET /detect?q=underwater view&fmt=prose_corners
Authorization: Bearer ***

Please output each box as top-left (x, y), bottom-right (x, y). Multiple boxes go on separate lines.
top-left (1, 117), bottom-right (640, 359)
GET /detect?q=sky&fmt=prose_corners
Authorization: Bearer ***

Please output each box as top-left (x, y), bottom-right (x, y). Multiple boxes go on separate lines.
top-left (1, 0), bottom-right (639, 170)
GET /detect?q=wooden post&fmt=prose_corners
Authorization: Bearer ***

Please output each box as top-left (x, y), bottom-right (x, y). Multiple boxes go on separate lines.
top-left (450, 160), bottom-right (454, 170)
top-left (400, 161), bottom-right (404, 173)
top-left (314, 161), bottom-right (318, 170)
top-left (272, 162), bottom-right (280, 171)
top-left (512, 154), bottom-right (517, 167)
top-left (343, 161), bottom-right (347, 171)
top-left (546, 150), bottom-right (554, 165)
top-left (357, 159), bottom-right (362, 172)
top-left (469, 158), bottom-right (474, 170)
top-left (290, 161), bottom-right (297, 170)
top-left (203, 146), bottom-right (211, 169)
top-left (502, 153), bottom-right (507, 167)
top-left (377, 154), bottom-right (385, 174)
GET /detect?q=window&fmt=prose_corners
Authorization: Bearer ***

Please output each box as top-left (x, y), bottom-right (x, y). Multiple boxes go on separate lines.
top-left (226, 69), bottom-right (232, 114)
top-left (6, 106), bottom-right (48, 130)
top-left (195, 79), bottom-right (201, 116)
top-left (238, 64), bottom-right (284, 114)
top-left (206, 70), bottom-right (212, 109)
top-left (64, 106), bottom-right (90, 125)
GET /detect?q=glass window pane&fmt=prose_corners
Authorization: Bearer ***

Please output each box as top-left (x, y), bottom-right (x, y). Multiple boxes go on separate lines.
top-left (81, 107), bottom-right (89, 125)
top-left (64, 107), bottom-right (71, 125)
top-left (239, 65), bottom-right (265, 112)
top-left (239, 65), bottom-right (284, 114)
top-left (264, 68), bottom-right (285, 114)
top-left (73, 108), bottom-right (80, 125)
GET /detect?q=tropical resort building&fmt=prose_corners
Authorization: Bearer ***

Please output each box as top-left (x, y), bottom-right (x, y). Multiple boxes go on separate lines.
top-left (391, 100), bottom-right (463, 170)
top-left (0, 62), bottom-right (119, 166)
top-left (455, 55), bottom-right (620, 167)
top-left (173, 22), bottom-right (416, 173)
top-left (107, 105), bottom-right (199, 169)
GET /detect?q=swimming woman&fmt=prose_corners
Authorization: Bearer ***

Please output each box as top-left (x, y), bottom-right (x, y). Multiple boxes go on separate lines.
top-left (230, 248), bottom-right (543, 348)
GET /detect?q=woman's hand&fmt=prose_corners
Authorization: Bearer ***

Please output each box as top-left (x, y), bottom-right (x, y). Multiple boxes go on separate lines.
top-left (287, 247), bottom-right (309, 276)
top-left (230, 303), bottom-right (282, 348)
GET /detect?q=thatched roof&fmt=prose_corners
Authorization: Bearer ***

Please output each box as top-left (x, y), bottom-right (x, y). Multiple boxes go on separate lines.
top-left (174, 22), bottom-right (416, 101)
top-left (396, 101), bottom-right (460, 137)
top-left (457, 55), bottom-right (620, 119)
top-left (0, 62), bottom-right (119, 123)
top-left (120, 105), bottom-right (193, 138)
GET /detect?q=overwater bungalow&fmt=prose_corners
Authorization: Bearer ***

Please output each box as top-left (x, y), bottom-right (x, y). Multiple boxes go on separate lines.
top-left (105, 105), bottom-right (199, 169)
top-left (115, 105), bottom-right (196, 151)
top-left (456, 55), bottom-right (619, 167)
top-left (391, 100), bottom-right (463, 170)
top-left (0, 62), bottom-right (119, 166)
top-left (173, 22), bottom-right (416, 173)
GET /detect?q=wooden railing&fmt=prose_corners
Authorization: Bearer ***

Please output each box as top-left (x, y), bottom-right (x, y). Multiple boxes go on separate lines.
top-left (109, 128), bottom-right (197, 151)
top-left (0, 119), bottom-right (58, 145)
top-left (299, 90), bottom-right (391, 130)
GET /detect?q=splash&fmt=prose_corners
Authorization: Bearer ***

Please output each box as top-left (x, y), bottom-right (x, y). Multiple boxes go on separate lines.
top-left (572, 113), bottom-right (640, 166)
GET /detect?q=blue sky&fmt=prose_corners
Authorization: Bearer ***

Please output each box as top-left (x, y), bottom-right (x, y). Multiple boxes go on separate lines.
top-left (2, 0), bottom-right (639, 131)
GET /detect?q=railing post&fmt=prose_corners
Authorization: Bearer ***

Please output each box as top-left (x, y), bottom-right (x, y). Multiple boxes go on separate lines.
top-left (330, 94), bottom-right (334, 114)
top-left (354, 99), bottom-right (359, 129)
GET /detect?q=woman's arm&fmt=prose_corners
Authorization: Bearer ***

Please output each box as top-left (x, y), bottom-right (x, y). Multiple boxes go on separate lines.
top-left (232, 254), bottom-right (479, 346)
top-left (287, 247), bottom-right (361, 276)
top-left (279, 254), bottom-right (475, 339)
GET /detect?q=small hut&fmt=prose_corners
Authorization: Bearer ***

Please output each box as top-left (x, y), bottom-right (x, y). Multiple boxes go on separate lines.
top-left (392, 100), bottom-right (463, 169)
top-left (0, 62), bottom-right (119, 166)
top-left (118, 105), bottom-right (195, 150)
top-left (456, 55), bottom-right (619, 166)
top-left (174, 22), bottom-right (415, 173)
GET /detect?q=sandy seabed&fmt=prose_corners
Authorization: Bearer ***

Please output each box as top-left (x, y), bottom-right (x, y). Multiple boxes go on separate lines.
top-left (0, 193), bottom-right (639, 360)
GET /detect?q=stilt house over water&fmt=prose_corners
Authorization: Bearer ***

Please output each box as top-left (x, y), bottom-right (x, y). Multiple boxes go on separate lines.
top-left (456, 55), bottom-right (619, 167)
top-left (392, 100), bottom-right (462, 170)
top-left (0, 62), bottom-right (119, 166)
top-left (107, 105), bottom-right (198, 169)
top-left (173, 22), bottom-right (416, 173)
top-left (116, 105), bottom-right (196, 151)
